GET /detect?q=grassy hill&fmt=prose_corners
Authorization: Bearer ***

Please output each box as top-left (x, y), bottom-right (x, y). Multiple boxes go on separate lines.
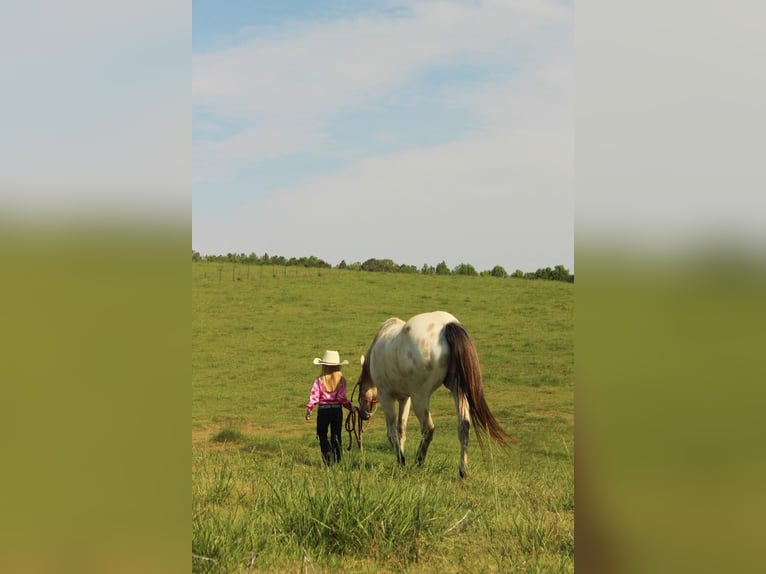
top-left (192, 262), bottom-right (573, 573)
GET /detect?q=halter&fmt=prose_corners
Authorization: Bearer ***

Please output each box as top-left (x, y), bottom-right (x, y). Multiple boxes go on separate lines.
top-left (345, 380), bottom-right (379, 450)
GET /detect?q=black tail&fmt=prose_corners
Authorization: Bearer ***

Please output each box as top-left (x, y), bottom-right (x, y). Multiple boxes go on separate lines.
top-left (444, 322), bottom-right (511, 446)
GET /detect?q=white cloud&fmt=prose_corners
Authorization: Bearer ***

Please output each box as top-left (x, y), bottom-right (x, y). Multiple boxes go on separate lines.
top-left (193, 119), bottom-right (326, 184)
top-left (193, 0), bottom-right (571, 166)
top-left (193, 14), bottom-right (433, 120)
top-left (194, 121), bottom-right (573, 271)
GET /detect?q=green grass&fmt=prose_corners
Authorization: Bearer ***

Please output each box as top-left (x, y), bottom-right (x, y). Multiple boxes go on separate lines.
top-left (193, 262), bottom-right (573, 573)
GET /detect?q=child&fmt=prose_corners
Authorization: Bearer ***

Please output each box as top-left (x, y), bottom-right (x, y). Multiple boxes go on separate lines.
top-left (305, 350), bottom-right (353, 465)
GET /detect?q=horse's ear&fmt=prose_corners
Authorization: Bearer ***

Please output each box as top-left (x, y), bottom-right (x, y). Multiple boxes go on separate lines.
top-left (360, 355), bottom-right (365, 366)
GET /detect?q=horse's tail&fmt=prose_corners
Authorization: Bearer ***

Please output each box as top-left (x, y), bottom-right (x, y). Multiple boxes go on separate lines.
top-left (444, 322), bottom-right (511, 447)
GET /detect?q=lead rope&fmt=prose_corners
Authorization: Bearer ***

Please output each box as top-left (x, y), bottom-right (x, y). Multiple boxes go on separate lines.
top-left (345, 406), bottom-right (363, 451)
top-left (345, 380), bottom-right (364, 451)
top-left (345, 380), bottom-right (377, 451)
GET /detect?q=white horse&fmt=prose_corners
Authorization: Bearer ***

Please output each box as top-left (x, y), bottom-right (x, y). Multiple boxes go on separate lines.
top-left (356, 311), bottom-right (510, 478)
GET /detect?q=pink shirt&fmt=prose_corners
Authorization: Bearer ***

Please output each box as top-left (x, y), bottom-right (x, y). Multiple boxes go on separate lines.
top-left (306, 377), bottom-right (352, 411)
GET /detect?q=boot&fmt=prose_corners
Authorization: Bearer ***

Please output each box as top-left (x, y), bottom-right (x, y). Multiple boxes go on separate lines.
top-left (319, 434), bottom-right (332, 466)
top-left (331, 438), bottom-right (341, 464)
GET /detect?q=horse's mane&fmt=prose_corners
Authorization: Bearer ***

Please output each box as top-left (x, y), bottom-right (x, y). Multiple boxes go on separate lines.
top-left (360, 349), bottom-right (372, 380)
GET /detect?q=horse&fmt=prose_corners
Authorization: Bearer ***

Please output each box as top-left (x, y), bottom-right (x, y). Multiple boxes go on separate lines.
top-left (355, 311), bottom-right (510, 478)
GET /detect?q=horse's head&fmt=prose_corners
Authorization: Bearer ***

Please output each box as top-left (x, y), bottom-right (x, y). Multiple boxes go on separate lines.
top-left (356, 354), bottom-right (378, 420)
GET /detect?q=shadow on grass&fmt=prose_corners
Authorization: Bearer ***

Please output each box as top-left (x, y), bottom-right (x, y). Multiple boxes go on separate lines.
top-left (210, 428), bottom-right (247, 444)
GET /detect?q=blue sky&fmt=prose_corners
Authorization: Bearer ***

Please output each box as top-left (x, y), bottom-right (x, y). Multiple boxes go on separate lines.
top-left (193, 0), bottom-right (574, 271)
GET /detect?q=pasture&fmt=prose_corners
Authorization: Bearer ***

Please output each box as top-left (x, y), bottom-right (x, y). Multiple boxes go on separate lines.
top-left (192, 263), bottom-right (574, 573)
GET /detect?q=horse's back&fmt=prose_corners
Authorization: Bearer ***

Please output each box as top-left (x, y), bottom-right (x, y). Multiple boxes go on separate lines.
top-left (371, 311), bottom-right (457, 397)
top-left (405, 310), bottom-right (459, 332)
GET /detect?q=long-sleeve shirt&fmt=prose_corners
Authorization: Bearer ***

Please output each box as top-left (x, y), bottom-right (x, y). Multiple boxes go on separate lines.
top-left (306, 377), bottom-right (352, 411)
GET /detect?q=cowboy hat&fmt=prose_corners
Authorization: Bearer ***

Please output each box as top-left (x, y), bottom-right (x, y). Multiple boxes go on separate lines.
top-left (312, 350), bottom-right (349, 366)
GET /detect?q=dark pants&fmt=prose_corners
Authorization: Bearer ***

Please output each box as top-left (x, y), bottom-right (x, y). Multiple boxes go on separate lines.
top-left (316, 405), bottom-right (343, 465)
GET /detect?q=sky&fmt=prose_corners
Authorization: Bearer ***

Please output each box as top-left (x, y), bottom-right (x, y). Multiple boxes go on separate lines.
top-left (192, 0), bottom-right (574, 272)
top-left (0, 1), bottom-right (761, 272)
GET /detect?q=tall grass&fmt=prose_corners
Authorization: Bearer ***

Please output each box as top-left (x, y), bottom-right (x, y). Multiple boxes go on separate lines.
top-left (193, 262), bottom-right (573, 572)
top-left (192, 447), bottom-right (573, 573)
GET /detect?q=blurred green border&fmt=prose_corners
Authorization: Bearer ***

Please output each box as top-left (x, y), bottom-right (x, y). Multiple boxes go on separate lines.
top-left (575, 239), bottom-right (766, 574)
top-left (0, 222), bottom-right (190, 573)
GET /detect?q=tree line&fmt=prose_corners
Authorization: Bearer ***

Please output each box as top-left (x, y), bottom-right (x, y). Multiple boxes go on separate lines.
top-left (192, 251), bottom-right (573, 283)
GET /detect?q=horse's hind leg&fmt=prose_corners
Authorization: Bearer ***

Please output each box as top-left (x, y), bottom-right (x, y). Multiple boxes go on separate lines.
top-left (413, 403), bottom-right (435, 467)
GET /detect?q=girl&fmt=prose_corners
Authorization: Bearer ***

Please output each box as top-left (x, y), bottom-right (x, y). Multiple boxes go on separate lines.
top-left (305, 350), bottom-right (353, 465)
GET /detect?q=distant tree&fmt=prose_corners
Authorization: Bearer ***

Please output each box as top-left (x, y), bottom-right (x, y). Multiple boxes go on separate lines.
top-left (552, 264), bottom-right (571, 282)
top-left (361, 258), bottom-right (397, 272)
top-left (195, 247), bottom-right (571, 283)
top-left (305, 255), bottom-right (331, 268)
top-left (528, 266), bottom-right (568, 282)
top-left (453, 263), bottom-right (478, 276)
top-left (533, 267), bottom-right (554, 280)
top-left (490, 265), bottom-right (508, 278)
top-left (380, 259), bottom-right (397, 272)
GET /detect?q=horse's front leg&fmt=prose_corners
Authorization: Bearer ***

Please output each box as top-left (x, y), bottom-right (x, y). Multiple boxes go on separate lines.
top-left (380, 397), bottom-right (406, 466)
top-left (397, 397), bottom-right (411, 461)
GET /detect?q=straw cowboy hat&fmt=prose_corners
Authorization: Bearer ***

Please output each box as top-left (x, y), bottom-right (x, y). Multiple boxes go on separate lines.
top-left (312, 350), bottom-right (349, 366)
